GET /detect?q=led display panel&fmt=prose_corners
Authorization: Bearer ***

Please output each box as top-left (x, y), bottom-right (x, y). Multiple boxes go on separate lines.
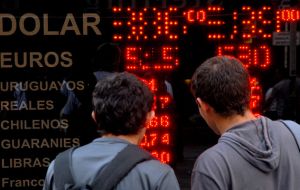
top-left (0, 0), bottom-right (299, 189)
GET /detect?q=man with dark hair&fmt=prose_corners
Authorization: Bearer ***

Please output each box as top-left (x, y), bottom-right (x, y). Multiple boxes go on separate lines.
top-left (43, 72), bottom-right (180, 190)
top-left (265, 75), bottom-right (300, 123)
top-left (92, 42), bottom-right (121, 80)
top-left (190, 56), bottom-right (300, 190)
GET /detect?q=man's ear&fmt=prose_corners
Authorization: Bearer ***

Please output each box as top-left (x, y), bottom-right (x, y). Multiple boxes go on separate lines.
top-left (147, 110), bottom-right (155, 122)
top-left (196, 97), bottom-right (202, 108)
top-left (196, 98), bottom-right (210, 112)
top-left (91, 111), bottom-right (96, 122)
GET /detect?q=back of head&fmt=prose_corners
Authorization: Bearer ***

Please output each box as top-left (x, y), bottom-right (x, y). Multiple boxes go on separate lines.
top-left (191, 56), bottom-right (250, 117)
top-left (92, 72), bottom-right (154, 135)
top-left (92, 42), bottom-right (121, 72)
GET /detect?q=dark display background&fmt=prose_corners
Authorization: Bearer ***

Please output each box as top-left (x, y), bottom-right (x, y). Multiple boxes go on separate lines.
top-left (0, 0), bottom-right (299, 189)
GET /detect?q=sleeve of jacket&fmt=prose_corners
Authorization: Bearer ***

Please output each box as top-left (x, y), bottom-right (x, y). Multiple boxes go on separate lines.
top-left (43, 160), bottom-right (56, 190)
top-left (155, 169), bottom-right (181, 190)
top-left (191, 171), bottom-right (221, 190)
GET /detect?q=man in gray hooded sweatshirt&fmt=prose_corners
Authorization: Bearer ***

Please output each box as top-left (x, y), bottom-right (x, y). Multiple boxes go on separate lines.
top-left (190, 56), bottom-right (300, 190)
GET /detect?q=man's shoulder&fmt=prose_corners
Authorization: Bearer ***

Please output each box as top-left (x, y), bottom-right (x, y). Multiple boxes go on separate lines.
top-left (194, 143), bottom-right (228, 167)
top-left (192, 143), bottom-right (231, 181)
top-left (135, 159), bottom-right (174, 174)
top-left (117, 159), bottom-right (179, 190)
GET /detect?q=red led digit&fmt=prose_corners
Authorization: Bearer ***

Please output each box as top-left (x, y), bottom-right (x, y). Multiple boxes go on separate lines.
top-left (125, 46), bottom-right (179, 71)
top-left (162, 47), bottom-right (179, 67)
top-left (276, 9), bottom-right (300, 32)
top-left (281, 9), bottom-right (300, 21)
top-left (112, 7), bottom-right (124, 40)
top-left (150, 151), bottom-right (171, 164)
top-left (162, 133), bottom-right (170, 145)
top-left (163, 47), bottom-right (173, 60)
top-left (230, 11), bottom-right (238, 40)
top-left (250, 77), bottom-right (262, 116)
top-left (160, 115), bottom-right (170, 128)
top-left (238, 45), bottom-right (251, 68)
top-left (186, 10), bottom-right (196, 22)
top-left (141, 133), bottom-right (159, 147)
top-left (159, 96), bottom-right (171, 109)
top-left (276, 10), bottom-right (282, 32)
top-left (239, 6), bottom-right (272, 39)
top-left (207, 6), bottom-right (226, 40)
top-left (113, 7), bottom-right (181, 41)
top-left (149, 116), bottom-right (158, 128)
top-left (253, 45), bottom-right (271, 68)
top-left (256, 6), bottom-right (272, 39)
top-left (196, 10), bottom-right (206, 23)
top-left (240, 6), bottom-right (255, 39)
top-left (290, 9), bottom-right (300, 21)
top-left (151, 151), bottom-right (159, 159)
top-left (217, 45), bottom-right (235, 57)
top-left (142, 78), bottom-right (158, 93)
top-left (217, 44), bottom-right (271, 69)
top-left (129, 10), bottom-right (148, 40)
top-left (126, 47), bottom-right (137, 61)
top-left (185, 9), bottom-right (206, 23)
top-left (153, 7), bottom-right (179, 40)
top-left (160, 152), bottom-right (171, 163)
top-left (123, 8), bottom-right (149, 41)
top-left (150, 133), bottom-right (158, 146)
top-left (140, 134), bottom-right (149, 147)
top-left (147, 115), bottom-right (171, 128)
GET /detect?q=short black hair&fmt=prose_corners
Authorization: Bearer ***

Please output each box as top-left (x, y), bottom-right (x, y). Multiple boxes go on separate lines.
top-left (191, 56), bottom-right (250, 116)
top-left (92, 42), bottom-right (121, 72)
top-left (92, 72), bottom-right (154, 135)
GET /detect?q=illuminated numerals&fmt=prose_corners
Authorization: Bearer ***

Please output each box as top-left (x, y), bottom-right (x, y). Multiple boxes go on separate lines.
top-left (113, 7), bottom-right (180, 41)
top-left (148, 116), bottom-right (159, 129)
top-left (127, 8), bottom-right (148, 41)
top-left (159, 95), bottom-right (171, 109)
top-left (185, 9), bottom-right (206, 23)
top-left (161, 133), bottom-right (170, 145)
top-left (276, 9), bottom-right (300, 32)
top-left (141, 133), bottom-right (171, 148)
top-left (153, 7), bottom-right (179, 40)
top-left (239, 6), bottom-right (272, 39)
top-left (149, 95), bottom-right (172, 110)
top-left (151, 151), bottom-right (171, 164)
top-left (238, 45), bottom-right (251, 65)
top-left (184, 6), bottom-right (225, 39)
top-left (253, 45), bottom-right (271, 68)
top-left (142, 78), bottom-right (158, 93)
top-left (250, 77), bottom-right (263, 116)
top-left (125, 46), bottom-right (179, 71)
top-left (217, 44), bottom-right (271, 69)
top-left (240, 6), bottom-right (255, 39)
top-left (112, 7), bottom-right (124, 40)
top-left (279, 9), bottom-right (300, 21)
top-left (230, 11), bottom-right (238, 40)
top-left (141, 133), bottom-right (158, 147)
top-left (257, 6), bottom-right (272, 39)
top-left (207, 6), bottom-right (226, 39)
top-left (161, 115), bottom-right (170, 127)
top-left (147, 115), bottom-right (171, 129)
top-left (113, 7), bottom-right (148, 41)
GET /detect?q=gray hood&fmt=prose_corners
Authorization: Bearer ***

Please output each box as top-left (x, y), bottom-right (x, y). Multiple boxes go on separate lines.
top-left (219, 117), bottom-right (280, 173)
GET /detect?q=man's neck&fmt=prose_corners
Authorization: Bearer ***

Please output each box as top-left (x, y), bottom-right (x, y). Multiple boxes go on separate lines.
top-left (216, 110), bottom-right (257, 135)
top-left (102, 133), bottom-right (140, 145)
